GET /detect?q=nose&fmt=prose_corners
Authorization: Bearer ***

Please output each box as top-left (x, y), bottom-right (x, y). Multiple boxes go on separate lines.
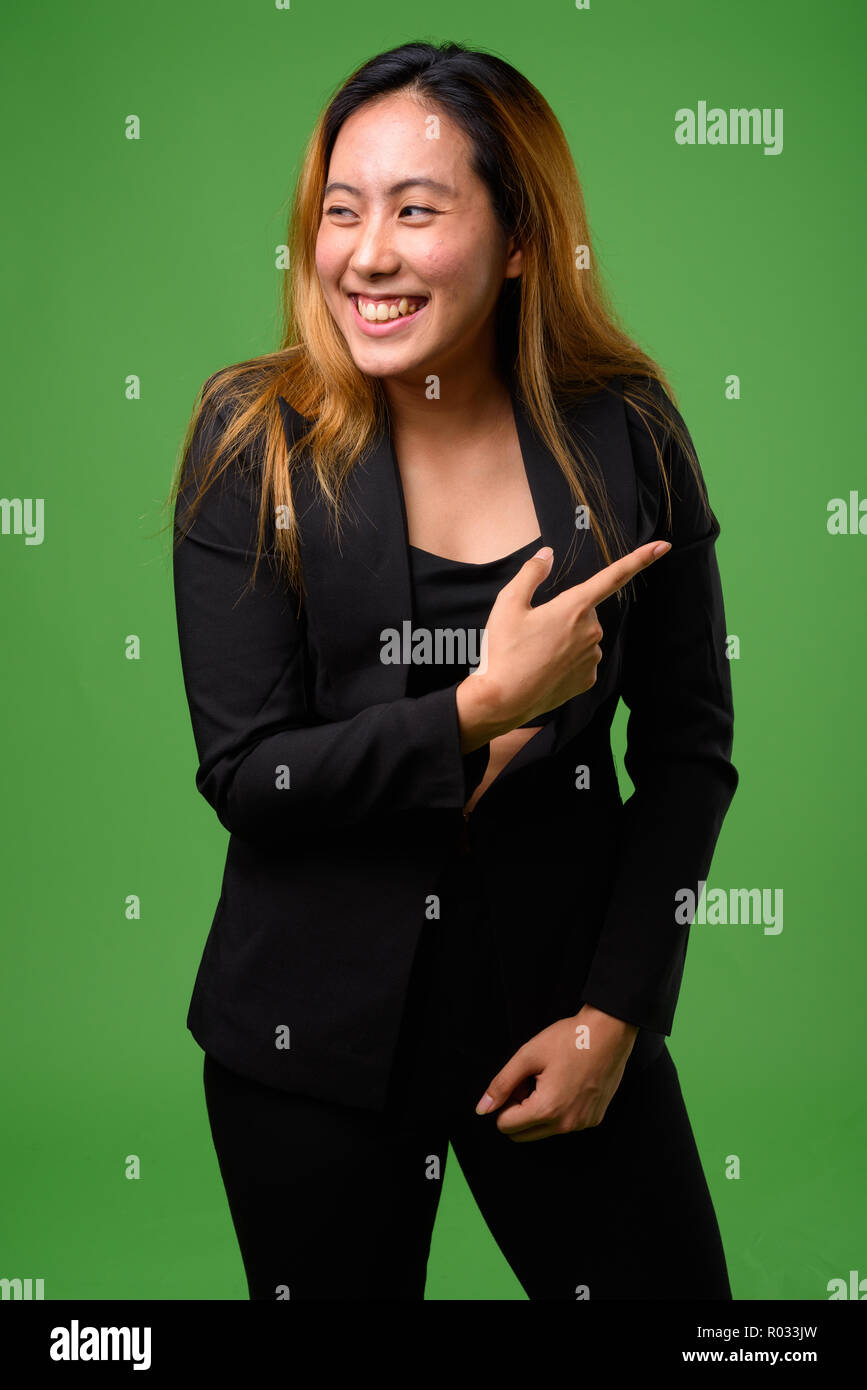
top-left (347, 211), bottom-right (402, 280)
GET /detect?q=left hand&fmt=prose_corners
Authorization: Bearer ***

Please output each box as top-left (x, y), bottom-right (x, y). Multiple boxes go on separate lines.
top-left (474, 1004), bottom-right (639, 1142)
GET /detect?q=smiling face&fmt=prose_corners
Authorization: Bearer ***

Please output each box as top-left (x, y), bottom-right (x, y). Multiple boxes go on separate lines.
top-left (314, 91), bottom-right (522, 387)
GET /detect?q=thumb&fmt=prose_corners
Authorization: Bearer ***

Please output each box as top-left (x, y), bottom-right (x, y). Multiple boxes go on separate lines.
top-left (475, 1038), bottom-right (544, 1115)
top-left (507, 545), bottom-right (554, 605)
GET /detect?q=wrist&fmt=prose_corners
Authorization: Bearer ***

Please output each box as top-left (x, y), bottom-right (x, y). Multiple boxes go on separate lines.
top-left (456, 674), bottom-right (513, 751)
top-left (574, 1003), bottom-right (639, 1038)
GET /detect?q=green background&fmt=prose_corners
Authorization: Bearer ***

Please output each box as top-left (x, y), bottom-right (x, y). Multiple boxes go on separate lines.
top-left (1, 0), bottom-right (864, 1300)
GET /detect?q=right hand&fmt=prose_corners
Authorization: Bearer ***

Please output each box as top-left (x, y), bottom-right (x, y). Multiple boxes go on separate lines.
top-left (459, 540), bottom-right (672, 738)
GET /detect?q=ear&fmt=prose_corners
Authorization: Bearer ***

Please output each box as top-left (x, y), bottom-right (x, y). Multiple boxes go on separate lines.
top-left (504, 233), bottom-right (523, 280)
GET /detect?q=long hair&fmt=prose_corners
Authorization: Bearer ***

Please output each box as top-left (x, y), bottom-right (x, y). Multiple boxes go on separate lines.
top-left (165, 39), bottom-right (709, 603)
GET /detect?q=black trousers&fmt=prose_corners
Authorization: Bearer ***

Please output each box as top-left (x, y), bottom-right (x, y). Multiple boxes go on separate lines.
top-left (202, 839), bottom-right (732, 1301)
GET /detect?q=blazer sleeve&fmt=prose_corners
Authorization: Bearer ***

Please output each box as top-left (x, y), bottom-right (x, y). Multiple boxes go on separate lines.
top-left (172, 400), bottom-right (489, 842)
top-left (577, 381), bottom-right (739, 1034)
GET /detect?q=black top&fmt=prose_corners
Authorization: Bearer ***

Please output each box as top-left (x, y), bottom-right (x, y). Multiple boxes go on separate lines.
top-left (405, 533), bottom-right (557, 728)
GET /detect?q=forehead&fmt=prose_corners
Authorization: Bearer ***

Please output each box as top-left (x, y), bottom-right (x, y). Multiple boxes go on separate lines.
top-left (326, 92), bottom-right (475, 190)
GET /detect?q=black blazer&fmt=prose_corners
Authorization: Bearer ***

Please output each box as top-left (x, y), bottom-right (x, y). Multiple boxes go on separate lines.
top-left (172, 375), bottom-right (738, 1111)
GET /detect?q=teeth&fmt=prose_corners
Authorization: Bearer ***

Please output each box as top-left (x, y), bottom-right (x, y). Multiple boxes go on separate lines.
top-left (356, 296), bottom-right (426, 321)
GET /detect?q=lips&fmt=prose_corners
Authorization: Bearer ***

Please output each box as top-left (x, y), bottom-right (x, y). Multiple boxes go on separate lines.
top-left (348, 292), bottom-right (428, 317)
top-left (346, 293), bottom-right (429, 305)
top-left (347, 293), bottom-right (430, 335)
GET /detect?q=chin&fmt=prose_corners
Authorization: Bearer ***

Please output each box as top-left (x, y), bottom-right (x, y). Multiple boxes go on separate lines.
top-left (349, 342), bottom-right (430, 375)
top-left (353, 358), bottom-right (422, 382)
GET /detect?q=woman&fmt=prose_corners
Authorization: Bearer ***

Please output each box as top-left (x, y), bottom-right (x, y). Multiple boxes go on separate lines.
top-left (170, 40), bottom-right (738, 1301)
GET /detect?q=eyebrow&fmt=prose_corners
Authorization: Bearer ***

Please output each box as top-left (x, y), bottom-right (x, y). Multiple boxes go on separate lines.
top-left (322, 177), bottom-right (456, 198)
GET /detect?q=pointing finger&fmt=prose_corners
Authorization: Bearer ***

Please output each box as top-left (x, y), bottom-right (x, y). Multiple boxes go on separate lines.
top-left (573, 540), bottom-right (671, 609)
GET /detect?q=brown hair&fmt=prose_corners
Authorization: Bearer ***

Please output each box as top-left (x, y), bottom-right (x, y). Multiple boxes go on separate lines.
top-left (165, 39), bottom-right (709, 604)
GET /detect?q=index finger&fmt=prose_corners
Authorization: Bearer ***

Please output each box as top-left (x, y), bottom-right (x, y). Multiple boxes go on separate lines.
top-left (573, 540), bottom-right (671, 608)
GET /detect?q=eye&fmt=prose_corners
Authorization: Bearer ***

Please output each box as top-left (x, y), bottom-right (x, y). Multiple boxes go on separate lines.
top-left (322, 202), bottom-right (439, 220)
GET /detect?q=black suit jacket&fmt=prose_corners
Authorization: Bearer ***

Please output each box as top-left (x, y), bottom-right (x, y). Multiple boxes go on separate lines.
top-left (172, 375), bottom-right (738, 1111)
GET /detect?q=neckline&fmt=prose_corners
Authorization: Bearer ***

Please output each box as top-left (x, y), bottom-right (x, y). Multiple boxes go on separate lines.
top-left (390, 387), bottom-right (545, 567)
top-left (408, 534), bottom-right (543, 567)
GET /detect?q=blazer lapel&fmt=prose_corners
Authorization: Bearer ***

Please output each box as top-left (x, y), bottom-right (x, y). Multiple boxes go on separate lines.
top-left (277, 378), bottom-right (638, 750)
